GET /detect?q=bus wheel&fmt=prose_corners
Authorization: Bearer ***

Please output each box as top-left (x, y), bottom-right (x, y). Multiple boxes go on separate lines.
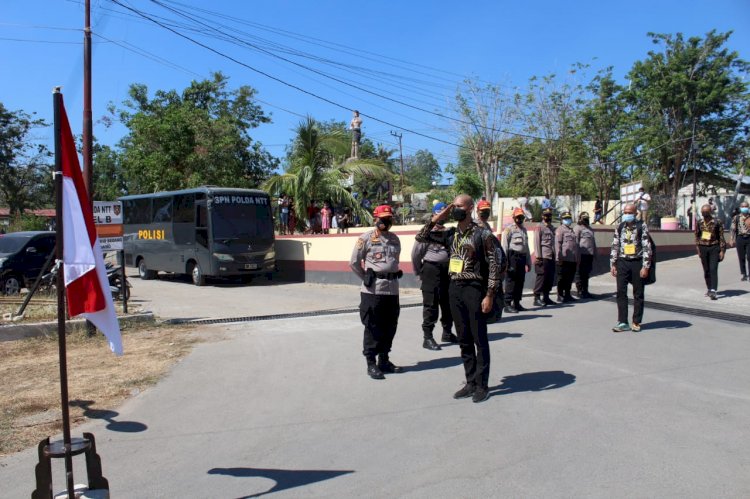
top-left (138, 258), bottom-right (157, 280)
top-left (190, 262), bottom-right (205, 286)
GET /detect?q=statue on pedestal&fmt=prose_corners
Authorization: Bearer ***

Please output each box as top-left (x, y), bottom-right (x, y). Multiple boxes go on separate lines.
top-left (350, 110), bottom-right (362, 159)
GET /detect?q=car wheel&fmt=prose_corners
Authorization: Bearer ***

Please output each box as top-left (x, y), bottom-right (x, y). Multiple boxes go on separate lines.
top-left (138, 259), bottom-right (157, 280)
top-left (3, 275), bottom-right (22, 295)
top-left (190, 262), bottom-right (205, 286)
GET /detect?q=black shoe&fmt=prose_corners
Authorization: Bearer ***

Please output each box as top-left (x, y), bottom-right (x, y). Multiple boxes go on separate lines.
top-left (367, 364), bottom-right (385, 380)
top-left (472, 386), bottom-right (490, 403)
top-left (581, 292), bottom-right (595, 299)
top-left (742, 275), bottom-right (748, 282)
top-left (543, 296), bottom-right (556, 306)
top-left (453, 383), bottom-right (476, 399)
top-left (503, 305), bottom-right (518, 314)
top-left (709, 290), bottom-right (718, 300)
top-left (533, 297), bottom-right (544, 307)
top-left (441, 331), bottom-right (459, 343)
top-left (378, 358), bottom-right (403, 374)
top-left (562, 296), bottom-right (576, 303)
top-left (514, 303), bottom-right (528, 312)
top-left (556, 294), bottom-right (564, 303)
top-left (422, 338), bottom-right (441, 351)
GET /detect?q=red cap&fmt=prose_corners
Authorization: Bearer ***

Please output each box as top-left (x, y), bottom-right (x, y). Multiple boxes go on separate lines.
top-left (512, 207), bottom-right (525, 217)
top-left (373, 204), bottom-right (393, 218)
top-left (477, 200), bottom-right (491, 211)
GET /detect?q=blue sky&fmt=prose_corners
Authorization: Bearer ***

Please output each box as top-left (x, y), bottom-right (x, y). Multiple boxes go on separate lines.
top-left (2, 0), bottom-right (749, 178)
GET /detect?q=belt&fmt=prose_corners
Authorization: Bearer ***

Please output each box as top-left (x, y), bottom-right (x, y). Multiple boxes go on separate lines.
top-left (375, 271), bottom-right (403, 280)
top-left (424, 260), bottom-right (448, 266)
top-left (619, 257), bottom-right (643, 262)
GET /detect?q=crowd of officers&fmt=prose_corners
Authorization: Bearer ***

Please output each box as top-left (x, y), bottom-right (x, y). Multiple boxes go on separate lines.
top-left (350, 195), bottom-right (746, 403)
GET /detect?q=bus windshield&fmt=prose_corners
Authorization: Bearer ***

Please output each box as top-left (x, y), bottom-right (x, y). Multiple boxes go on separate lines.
top-left (211, 201), bottom-right (273, 241)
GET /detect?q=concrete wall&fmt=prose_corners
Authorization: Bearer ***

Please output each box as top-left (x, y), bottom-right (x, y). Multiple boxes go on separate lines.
top-left (275, 223), bottom-right (696, 288)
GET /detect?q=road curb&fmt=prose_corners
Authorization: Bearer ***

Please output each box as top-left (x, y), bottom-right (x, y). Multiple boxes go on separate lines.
top-left (0, 312), bottom-right (155, 342)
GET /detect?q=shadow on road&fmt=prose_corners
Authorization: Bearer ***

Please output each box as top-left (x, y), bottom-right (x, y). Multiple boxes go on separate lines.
top-left (404, 356), bottom-right (463, 372)
top-left (489, 371), bottom-right (576, 398)
top-left (487, 332), bottom-right (523, 341)
top-left (69, 399), bottom-right (148, 433)
top-left (501, 314), bottom-right (552, 322)
top-left (719, 289), bottom-right (749, 298)
top-left (207, 467), bottom-right (354, 498)
top-left (641, 320), bottom-right (692, 330)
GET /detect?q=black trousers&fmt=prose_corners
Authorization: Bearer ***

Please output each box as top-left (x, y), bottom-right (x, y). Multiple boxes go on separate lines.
top-left (557, 261), bottom-right (577, 297)
top-left (504, 251), bottom-right (527, 306)
top-left (737, 236), bottom-right (750, 277)
top-left (616, 259), bottom-right (644, 324)
top-left (360, 293), bottom-right (400, 360)
top-left (420, 261), bottom-right (452, 337)
top-left (699, 245), bottom-right (720, 291)
top-left (575, 254), bottom-right (594, 293)
top-left (533, 258), bottom-right (555, 297)
top-left (449, 280), bottom-right (490, 389)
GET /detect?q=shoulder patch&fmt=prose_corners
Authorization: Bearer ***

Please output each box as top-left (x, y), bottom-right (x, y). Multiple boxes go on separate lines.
top-left (356, 238), bottom-right (365, 249)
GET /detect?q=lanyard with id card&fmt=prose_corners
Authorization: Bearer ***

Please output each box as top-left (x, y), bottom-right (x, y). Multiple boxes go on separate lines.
top-left (450, 229), bottom-right (471, 274)
top-left (701, 230), bottom-right (712, 241)
top-left (623, 227), bottom-right (637, 256)
top-left (449, 258), bottom-right (464, 273)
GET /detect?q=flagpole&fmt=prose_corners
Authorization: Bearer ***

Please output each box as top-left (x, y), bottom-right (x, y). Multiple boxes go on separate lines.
top-left (53, 88), bottom-right (76, 499)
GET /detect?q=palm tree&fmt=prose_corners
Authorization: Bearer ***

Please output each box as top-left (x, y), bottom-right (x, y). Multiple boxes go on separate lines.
top-left (263, 117), bottom-right (393, 231)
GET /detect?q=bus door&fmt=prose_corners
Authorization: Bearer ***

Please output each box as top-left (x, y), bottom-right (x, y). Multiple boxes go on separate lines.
top-left (195, 199), bottom-right (211, 273)
top-left (173, 193), bottom-right (197, 273)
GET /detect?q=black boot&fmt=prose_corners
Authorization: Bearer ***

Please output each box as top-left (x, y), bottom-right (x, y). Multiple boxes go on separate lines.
top-left (503, 305), bottom-right (518, 314)
top-left (378, 353), bottom-right (403, 373)
top-left (441, 329), bottom-right (459, 343)
top-left (514, 302), bottom-right (527, 312)
top-left (366, 358), bottom-right (384, 380)
top-left (533, 295), bottom-right (544, 307)
top-left (423, 336), bottom-right (441, 350)
top-left (543, 294), bottom-right (555, 306)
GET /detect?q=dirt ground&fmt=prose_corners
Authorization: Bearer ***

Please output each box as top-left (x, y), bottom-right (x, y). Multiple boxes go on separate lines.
top-left (0, 323), bottom-right (212, 456)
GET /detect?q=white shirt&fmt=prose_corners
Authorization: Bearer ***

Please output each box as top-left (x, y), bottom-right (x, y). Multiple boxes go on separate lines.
top-left (638, 192), bottom-right (651, 211)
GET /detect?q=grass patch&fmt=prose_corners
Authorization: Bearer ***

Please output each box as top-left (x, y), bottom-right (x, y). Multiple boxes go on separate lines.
top-left (0, 323), bottom-right (207, 456)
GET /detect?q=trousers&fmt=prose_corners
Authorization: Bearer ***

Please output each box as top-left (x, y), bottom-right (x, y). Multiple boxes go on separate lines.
top-left (504, 251), bottom-right (527, 306)
top-left (533, 258), bottom-right (555, 297)
top-left (736, 236), bottom-right (750, 277)
top-left (420, 261), bottom-right (452, 337)
top-left (449, 280), bottom-right (490, 389)
top-left (360, 293), bottom-right (399, 360)
top-left (616, 259), bottom-right (644, 324)
top-left (699, 245), bottom-right (720, 291)
top-left (575, 254), bottom-right (594, 294)
top-left (557, 261), bottom-right (577, 297)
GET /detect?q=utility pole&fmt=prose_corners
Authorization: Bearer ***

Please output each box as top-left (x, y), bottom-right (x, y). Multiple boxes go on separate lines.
top-left (83, 0), bottom-right (96, 337)
top-left (390, 131), bottom-right (404, 204)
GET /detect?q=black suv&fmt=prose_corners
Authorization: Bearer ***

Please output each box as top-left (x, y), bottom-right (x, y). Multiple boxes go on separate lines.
top-left (0, 231), bottom-right (56, 295)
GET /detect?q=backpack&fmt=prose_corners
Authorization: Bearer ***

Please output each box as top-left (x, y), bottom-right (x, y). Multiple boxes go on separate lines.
top-left (473, 226), bottom-right (507, 323)
top-left (617, 221), bottom-right (657, 285)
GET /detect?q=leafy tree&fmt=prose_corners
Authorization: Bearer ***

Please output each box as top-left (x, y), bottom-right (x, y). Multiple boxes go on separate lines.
top-left (624, 31), bottom-right (749, 212)
top-left (579, 68), bottom-right (628, 211)
top-left (92, 141), bottom-right (127, 201)
top-left (403, 149), bottom-right (441, 191)
top-left (263, 117), bottom-right (392, 230)
top-left (0, 103), bottom-right (51, 214)
top-left (115, 72), bottom-right (278, 193)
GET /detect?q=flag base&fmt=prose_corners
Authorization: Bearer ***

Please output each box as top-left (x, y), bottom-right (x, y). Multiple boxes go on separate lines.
top-left (32, 432), bottom-right (109, 499)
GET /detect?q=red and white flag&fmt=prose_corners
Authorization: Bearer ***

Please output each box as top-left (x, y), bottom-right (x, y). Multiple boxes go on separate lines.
top-left (59, 96), bottom-right (123, 355)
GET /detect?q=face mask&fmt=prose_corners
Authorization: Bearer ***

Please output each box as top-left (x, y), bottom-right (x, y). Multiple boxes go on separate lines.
top-left (451, 207), bottom-right (467, 221)
top-left (581, 218), bottom-right (590, 225)
top-left (377, 218), bottom-right (392, 231)
top-left (741, 207), bottom-right (749, 214)
top-left (479, 210), bottom-right (490, 220)
top-left (562, 219), bottom-right (572, 226)
top-left (435, 220), bottom-right (445, 227)
top-left (542, 216), bottom-right (552, 223)
top-left (622, 214), bottom-right (636, 223)
top-left (702, 212), bottom-right (711, 219)
top-left (514, 217), bottom-right (525, 225)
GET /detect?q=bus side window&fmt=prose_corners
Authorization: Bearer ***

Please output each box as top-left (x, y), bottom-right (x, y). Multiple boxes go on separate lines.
top-left (196, 202), bottom-right (208, 248)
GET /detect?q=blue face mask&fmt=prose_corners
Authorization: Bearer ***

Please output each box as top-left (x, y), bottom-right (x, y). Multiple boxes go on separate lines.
top-left (741, 207), bottom-right (749, 214)
top-left (622, 214), bottom-right (636, 223)
top-left (562, 218), bottom-right (572, 226)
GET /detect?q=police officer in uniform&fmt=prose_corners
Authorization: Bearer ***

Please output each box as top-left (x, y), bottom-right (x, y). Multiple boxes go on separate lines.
top-left (555, 210), bottom-right (579, 303)
top-left (475, 199), bottom-right (493, 230)
top-left (729, 201), bottom-right (750, 281)
top-left (417, 194), bottom-right (504, 403)
top-left (350, 204), bottom-right (403, 379)
top-left (533, 208), bottom-right (556, 307)
top-left (574, 211), bottom-right (597, 299)
top-left (412, 202), bottom-right (458, 351)
top-left (501, 207), bottom-right (531, 313)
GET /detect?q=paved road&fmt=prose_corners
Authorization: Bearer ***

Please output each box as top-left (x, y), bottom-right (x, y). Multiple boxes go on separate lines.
top-left (2, 252), bottom-right (748, 498)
